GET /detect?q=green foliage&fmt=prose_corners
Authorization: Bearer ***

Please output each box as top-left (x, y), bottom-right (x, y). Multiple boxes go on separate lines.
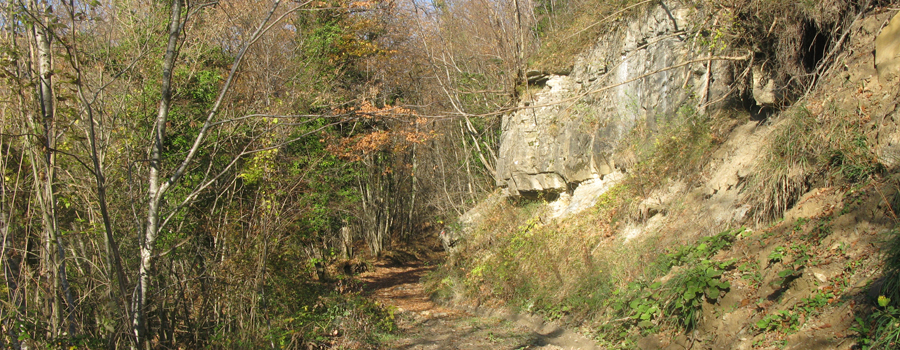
top-left (613, 282), bottom-right (663, 330)
top-left (879, 227), bottom-right (900, 306)
top-left (739, 261), bottom-right (762, 286)
top-left (601, 228), bottom-right (740, 339)
top-left (290, 2), bottom-right (388, 107)
top-left (797, 290), bottom-right (834, 315)
top-left (600, 260), bottom-right (733, 342)
top-left (768, 246), bottom-right (786, 264)
top-left (864, 296), bottom-right (900, 349)
top-left (665, 259), bottom-right (733, 329)
top-left (756, 310), bottom-right (800, 333)
top-left (659, 228), bottom-right (742, 269)
top-left (762, 240), bottom-right (819, 291)
top-left (855, 228), bottom-right (900, 349)
top-left (185, 69), bottom-right (222, 104)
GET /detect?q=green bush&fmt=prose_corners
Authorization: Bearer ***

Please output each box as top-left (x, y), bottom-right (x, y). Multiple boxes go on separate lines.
top-left (666, 259), bottom-right (733, 330)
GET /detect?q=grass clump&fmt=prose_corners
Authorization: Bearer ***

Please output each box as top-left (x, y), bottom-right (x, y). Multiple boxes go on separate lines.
top-left (744, 105), bottom-right (883, 221)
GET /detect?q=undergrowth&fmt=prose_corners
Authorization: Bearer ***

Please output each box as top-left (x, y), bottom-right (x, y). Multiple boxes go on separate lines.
top-left (619, 105), bottom-right (721, 213)
top-left (425, 192), bottom-right (744, 346)
top-left (206, 280), bottom-right (395, 349)
top-left (856, 227), bottom-right (900, 349)
top-left (597, 229), bottom-right (740, 344)
top-left (425, 194), bottom-right (619, 319)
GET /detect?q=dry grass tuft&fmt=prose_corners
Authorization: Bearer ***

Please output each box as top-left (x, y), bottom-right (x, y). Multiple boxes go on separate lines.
top-left (743, 104), bottom-right (882, 221)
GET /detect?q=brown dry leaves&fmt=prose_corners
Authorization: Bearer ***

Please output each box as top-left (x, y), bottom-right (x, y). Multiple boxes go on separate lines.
top-left (326, 101), bottom-right (435, 161)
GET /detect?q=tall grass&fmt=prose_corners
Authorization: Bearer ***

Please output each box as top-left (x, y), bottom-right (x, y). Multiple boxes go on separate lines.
top-left (744, 105), bottom-right (882, 221)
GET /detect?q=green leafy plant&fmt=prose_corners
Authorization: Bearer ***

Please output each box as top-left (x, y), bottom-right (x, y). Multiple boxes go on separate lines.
top-left (768, 246), bottom-right (786, 264)
top-left (854, 298), bottom-right (900, 349)
top-left (854, 227), bottom-right (900, 349)
top-left (851, 316), bottom-right (874, 349)
top-left (797, 291), bottom-right (834, 315)
top-left (756, 310), bottom-right (800, 333)
top-left (659, 228), bottom-right (743, 270)
top-left (665, 259), bottom-right (733, 329)
top-left (609, 282), bottom-right (664, 330)
top-left (739, 261), bottom-right (762, 287)
top-left (790, 242), bottom-right (815, 266)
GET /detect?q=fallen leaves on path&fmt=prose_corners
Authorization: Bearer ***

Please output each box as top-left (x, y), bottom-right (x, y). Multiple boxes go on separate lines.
top-left (358, 259), bottom-right (587, 350)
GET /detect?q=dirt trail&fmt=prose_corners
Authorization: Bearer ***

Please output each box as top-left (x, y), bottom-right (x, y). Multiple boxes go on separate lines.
top-left (359, 259), bottom-right (601, 350)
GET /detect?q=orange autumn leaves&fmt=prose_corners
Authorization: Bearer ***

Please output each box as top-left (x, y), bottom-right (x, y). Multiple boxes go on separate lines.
top-left (326, 102), bottom-right (435, 161)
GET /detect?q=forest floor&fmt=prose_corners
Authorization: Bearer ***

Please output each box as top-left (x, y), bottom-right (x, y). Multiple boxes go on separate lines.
top-left (358, 256), bottom-right (600, 349)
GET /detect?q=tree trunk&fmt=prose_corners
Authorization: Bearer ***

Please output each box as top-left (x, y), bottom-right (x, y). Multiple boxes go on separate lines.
top-left (30, 2), bottom-right (78, 337)
top-left (134, 0), bottom-right (183, 345)
top-left (60, 0), bottom-right (134, 341)
top-left (340, 224), bottom-right (352, 259)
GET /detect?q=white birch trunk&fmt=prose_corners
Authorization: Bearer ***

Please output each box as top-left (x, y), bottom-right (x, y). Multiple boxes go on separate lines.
top-left (133, 0), bottom-right (182, 345)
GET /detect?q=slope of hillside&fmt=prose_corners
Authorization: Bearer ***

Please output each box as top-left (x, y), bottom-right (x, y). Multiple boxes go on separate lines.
top-left (427, 2), bottom-right (900, 349)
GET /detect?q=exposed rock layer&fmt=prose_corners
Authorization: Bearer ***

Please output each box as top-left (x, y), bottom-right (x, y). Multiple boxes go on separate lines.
top-left (497, 3), bottom-right (736, 195)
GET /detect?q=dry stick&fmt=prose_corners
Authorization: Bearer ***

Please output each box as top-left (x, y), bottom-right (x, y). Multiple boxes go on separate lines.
top-left (699, 54), bottom-right (755, 111)
top-left (60, 3), bottom-right (135, 345)
top-left (874, 183), bottom-right (899, 222)
top-left (698, 18), bottom-right (719, 112)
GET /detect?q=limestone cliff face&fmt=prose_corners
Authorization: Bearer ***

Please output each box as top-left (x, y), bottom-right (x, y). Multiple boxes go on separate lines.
top-left (497, 3), bottom-right (735, 195)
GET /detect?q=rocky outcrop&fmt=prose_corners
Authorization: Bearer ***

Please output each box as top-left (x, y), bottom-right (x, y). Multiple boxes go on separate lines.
top-left (876, 11), bottom-right (900, 82)
top-left (497, 2), bottom-right (737, 195)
